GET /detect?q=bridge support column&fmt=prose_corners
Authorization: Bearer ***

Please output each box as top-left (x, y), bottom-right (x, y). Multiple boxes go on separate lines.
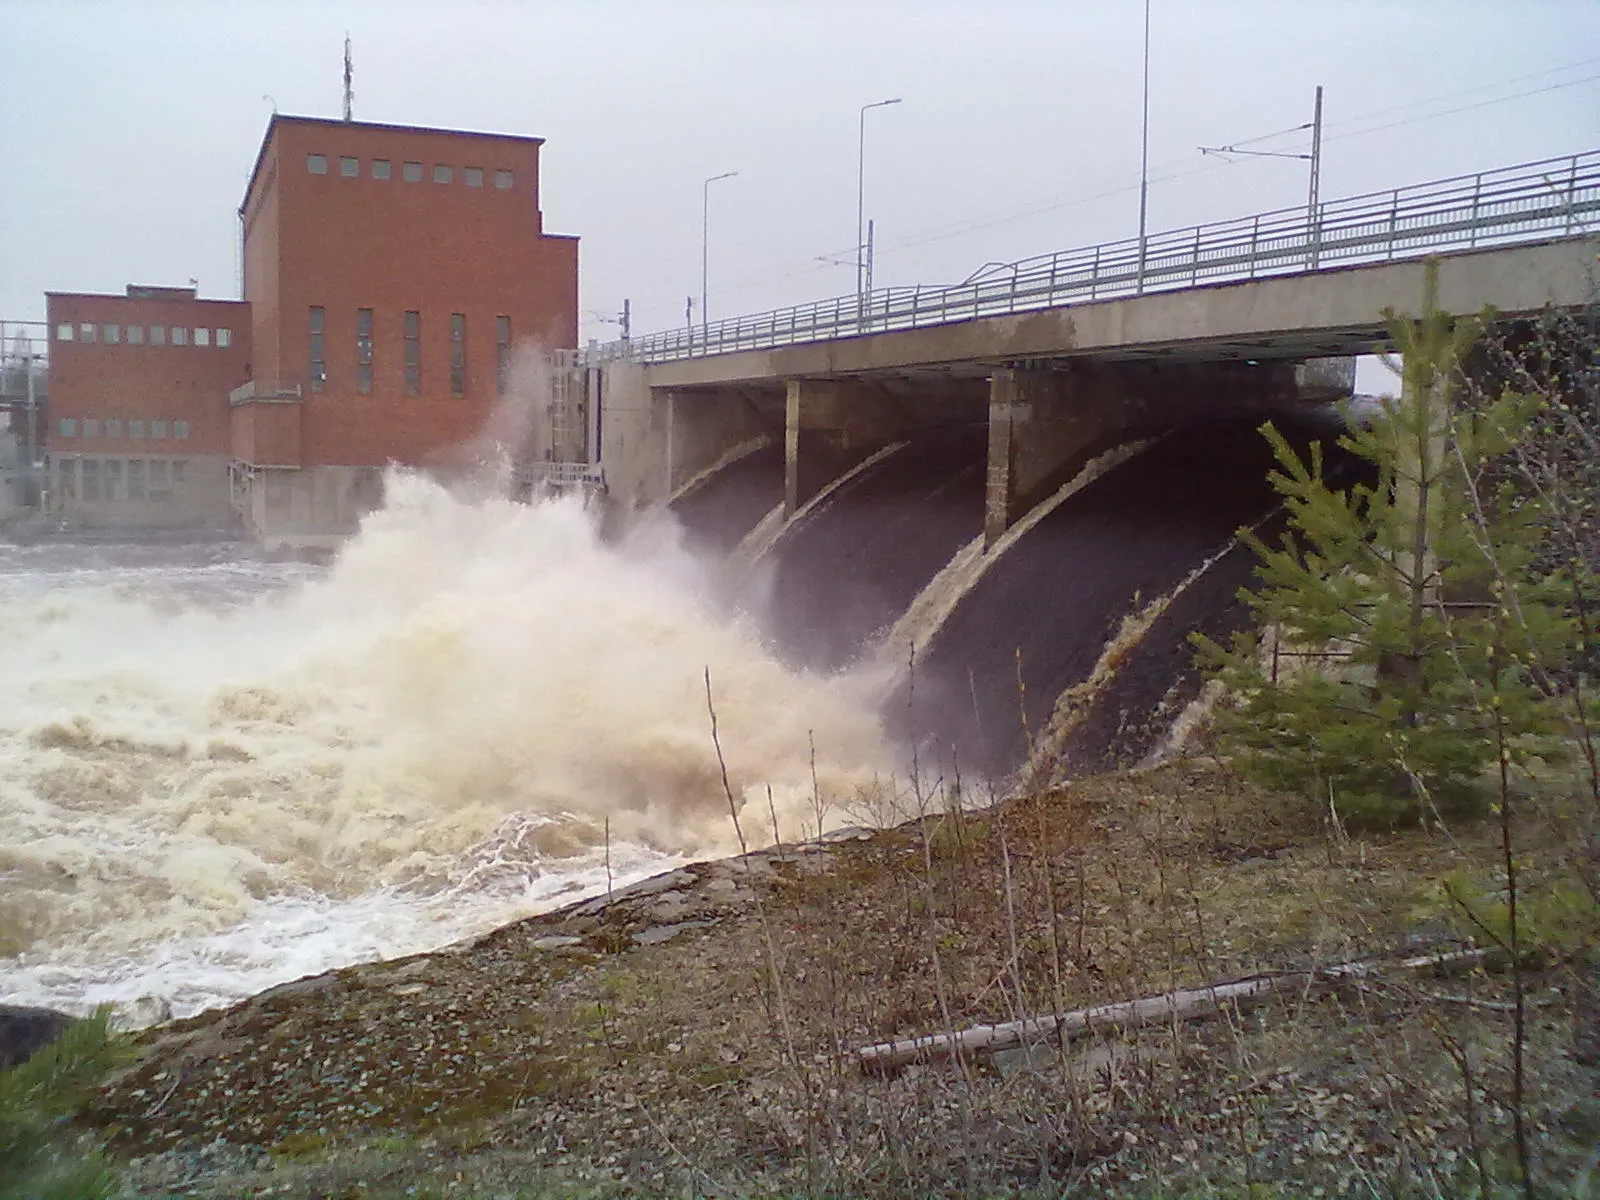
top-left (984, 367), bottom-right (1115, 549)
top-left (784, 378), bottom-right (910, 517)
top-left (664, 387), bottom-right (776, 500)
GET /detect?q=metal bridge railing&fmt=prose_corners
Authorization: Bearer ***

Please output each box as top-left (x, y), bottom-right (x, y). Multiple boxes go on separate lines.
top-left (590, 148), bottom-right (1600, 367)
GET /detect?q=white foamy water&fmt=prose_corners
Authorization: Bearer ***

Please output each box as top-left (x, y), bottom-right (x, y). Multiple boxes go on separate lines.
top-left (0, 481), bottom-right (895, 1025)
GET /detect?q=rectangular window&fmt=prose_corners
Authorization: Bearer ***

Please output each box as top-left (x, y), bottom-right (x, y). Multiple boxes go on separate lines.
top-left (129, 419), bottom-right (145, 438)
top-left (82, 418), bottom-right (100, 438)
top-left (402, 161), bottom-right (423, 182)
top-left (151, 420), bottom-right (168, 439)
top-left (216, 328), bottom-right (232, 348)
top-left (355, 307), bottom-right (373, 394)
top-left (433, 164), bottom-right (453, 184)
top-left (194, 327), bottom-right (211, 347)
top-left (174, 420), bottom-right (190, 440)
top-left (494, 169), bottom-right (513, 190)
top-left (105, 418), bottom-right (121, 439)
top-left (149, 325), bottom-right (166, 346)
top-left (102, 324), bottom-right (120, 344)
top-left (58, 418), bottom-right (76, 437)
top-left (449, 312), bottom-right (466, 397)
top-left (127, 324), bottom-right (144, 344)
top-left (307, 154), bottom-right (327, 174)
top-left (81, 459), bottom-right (101, 504)
top-left (309, 306), bottom-right (325, 391)
top-left (464, 166), bottom-right (484, 188)
top-left (172, 460), bottom-right (188, 498)
top-left (372, 159), bottom-right (391, 180)
top-left (339, 156), bottom-right (359, 178)
top-left (55, 323), bottom-right (73, 341)
top-left (104, 459), bottom-right (121, 502)
top-left (56, 458), bottom-right (76, 500)
top-left (171, 326), bottom-right (189, 346)
top-left (149, 460), bottom-right (170, 500)
top-left (79, 322), bottom-right (96, 342)
top-left (403, 310), bottom-right (420, 395)
top-left (127, 459), bottom-right (145, 500)
top-left (495, 315), bottom-right (511, 395)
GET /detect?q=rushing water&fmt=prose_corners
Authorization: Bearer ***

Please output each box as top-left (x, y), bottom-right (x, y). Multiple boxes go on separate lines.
top-left (0, 476), bottom-right (895, 1025)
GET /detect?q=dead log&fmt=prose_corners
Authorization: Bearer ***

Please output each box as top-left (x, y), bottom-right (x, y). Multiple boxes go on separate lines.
top-left (855, 948), bottom-right (1485, 1074)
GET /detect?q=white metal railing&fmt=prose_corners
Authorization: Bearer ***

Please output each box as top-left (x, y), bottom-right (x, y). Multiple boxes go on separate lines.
top-left (515, 461), bottom-right (605, 491)
top-left (590, 148), bottom-right (1600, 367)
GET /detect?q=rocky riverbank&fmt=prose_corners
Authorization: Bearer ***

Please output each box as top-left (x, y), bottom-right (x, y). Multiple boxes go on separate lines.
top-left (78, 760), bottom-right (1600, 1197)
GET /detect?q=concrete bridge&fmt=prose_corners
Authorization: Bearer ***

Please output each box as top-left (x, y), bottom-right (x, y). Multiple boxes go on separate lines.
top-left (583, 149), bottom-right (1598, 546)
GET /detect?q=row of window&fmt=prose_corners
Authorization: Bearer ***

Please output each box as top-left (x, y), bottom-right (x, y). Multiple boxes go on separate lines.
top-left (307, 154), bottom-right (515, 190)
top-left (308, 307), bottom-right (511, 397)
top-left (55, 323), bottom-right (233, 347)
top-left (57, 417), bottom-right (192, 440)
top-left (54, 456), bottom-right (191, 504)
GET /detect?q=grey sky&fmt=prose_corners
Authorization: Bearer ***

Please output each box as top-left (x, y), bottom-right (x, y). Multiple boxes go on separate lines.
top-left (2, 0), bottom-right (1597, 347)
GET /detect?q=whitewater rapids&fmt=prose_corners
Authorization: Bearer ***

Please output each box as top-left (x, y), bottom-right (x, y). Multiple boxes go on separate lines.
top-left (0, 477), bottom-right (896, 1025)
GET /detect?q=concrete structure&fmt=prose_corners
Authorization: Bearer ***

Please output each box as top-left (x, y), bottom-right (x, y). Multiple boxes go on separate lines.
top-left (597, 237), bottom-right (1600, 545)
top-left (43, 287), bottom-right (250, 529)
top-left (232, 115), bottom-right (579, 546)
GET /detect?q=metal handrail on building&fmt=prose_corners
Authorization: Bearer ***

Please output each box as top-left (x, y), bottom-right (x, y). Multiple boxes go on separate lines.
top-left (590, 148), bottom-right (1600, 367)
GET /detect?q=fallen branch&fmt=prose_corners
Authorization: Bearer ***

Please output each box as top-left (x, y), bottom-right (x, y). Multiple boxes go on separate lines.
top-left (855, 947), bottom-right (1486, 1074)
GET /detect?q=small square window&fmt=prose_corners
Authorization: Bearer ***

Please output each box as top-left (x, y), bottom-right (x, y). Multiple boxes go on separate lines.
top-left (58, 418), bottom-right (76, 437)
top-left (494, 169), bottom-right (513, 190)
top-left (129, 419), bottom-right (145, 438)
top-left (127, 325), bottom-right (144, 344)
top-left (174, 420), bottom-right (190, 440)
top-left (55, 323), bottom-right (73, 341)
top-left (372, 159), bottom-right (391, 180)
top-left (149, 325), bottom-right (166, 345)
top-left (464, 167), bottom-right (484, 188)
top-left (171, 327), bottom-right (188, 346)
top-left (102, 324), bottom-right (119, 344)
top-left (433, 164), bottom-right (453, 184)
top-left (151, 420), bottom-right (168, 439)
top-left (79, 323), bottom-right (96, 342)
top-left (195, 327), bottom-right (211, 347)
top-left (340, 156), bottom-right (359, 178)
top-left (403, 161), bottom-right (423, 182)
top-left (83, 418), bottom-right (100, 438)
top-left (307, 154), bottom-right (327, 175)
top-left (105, 419), bottom-right (122, 439)
top-left (216, 328), bottom-right (232, 347)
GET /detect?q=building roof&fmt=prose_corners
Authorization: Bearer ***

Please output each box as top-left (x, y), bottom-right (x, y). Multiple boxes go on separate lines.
top-left (239, 113), bottom-right (546, 216)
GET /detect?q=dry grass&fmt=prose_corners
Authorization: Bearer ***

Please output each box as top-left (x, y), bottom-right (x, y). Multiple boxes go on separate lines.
top-left (93, 759), bottom-right (1598, 1198)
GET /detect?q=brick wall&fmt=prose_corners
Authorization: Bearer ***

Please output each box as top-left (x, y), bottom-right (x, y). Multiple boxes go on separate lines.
top-left (241, 117), bottom-right (580, 468)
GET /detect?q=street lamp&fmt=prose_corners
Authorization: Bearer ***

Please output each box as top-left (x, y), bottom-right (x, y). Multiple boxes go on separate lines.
top-left (857, 97), bottom-right (902, 309)
top-left (702, 171), bottom-right (738, 334)
top-left (1136, 0), bottom-right (1151, 292)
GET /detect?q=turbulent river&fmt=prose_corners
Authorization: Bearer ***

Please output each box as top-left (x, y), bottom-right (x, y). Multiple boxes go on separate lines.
top-left (0, 475), bottom-right (895, 1025)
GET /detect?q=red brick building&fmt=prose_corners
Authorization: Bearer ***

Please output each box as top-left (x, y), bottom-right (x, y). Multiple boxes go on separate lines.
top-left (43, 287), bottom-right (251, 527)
top-left (42, 114), bottom-right (580, 542)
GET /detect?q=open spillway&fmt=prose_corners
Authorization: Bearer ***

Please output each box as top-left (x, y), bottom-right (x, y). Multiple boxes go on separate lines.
top-left (682, 408), bottom-right (1349, 782)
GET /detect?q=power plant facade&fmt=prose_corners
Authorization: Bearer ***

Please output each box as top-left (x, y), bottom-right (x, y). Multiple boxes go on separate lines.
top-left (27, 115), bottom-right (579, 545)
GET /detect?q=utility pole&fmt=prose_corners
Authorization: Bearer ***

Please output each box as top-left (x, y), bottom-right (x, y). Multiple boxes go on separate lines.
top-left (620, 298), bottom-right (631, 342)
top-left (1136, 0), bottom-right (1151, 293)
top-left (24, 350), bottom-right (36, 511)
top-left (1307, 84), bottom-right (1324, 267)
top-left (343, 34), bottom-right (354, 122)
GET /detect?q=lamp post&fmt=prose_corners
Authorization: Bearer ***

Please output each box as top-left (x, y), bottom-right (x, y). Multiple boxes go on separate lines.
top-left (1136, 0), bottom-right (1151, 292)
top-left (857, 98), bottom-right (902, 311)
top-left (701, 170), bottom-right (738, 335)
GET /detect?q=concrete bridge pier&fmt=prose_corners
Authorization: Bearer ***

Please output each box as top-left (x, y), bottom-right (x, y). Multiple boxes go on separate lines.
top-left (982, 359), bottom-right (1311, 548)
top-left (783, 378), bottom-right (914, 516)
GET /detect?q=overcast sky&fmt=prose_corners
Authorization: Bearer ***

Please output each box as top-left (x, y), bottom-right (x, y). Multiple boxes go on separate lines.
top-left (2, 0), bottom-right (1597, 347)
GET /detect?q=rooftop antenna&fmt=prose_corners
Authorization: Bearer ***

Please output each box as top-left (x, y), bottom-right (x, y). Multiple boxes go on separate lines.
top-left (342, 33), bottom-right (353, 122)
